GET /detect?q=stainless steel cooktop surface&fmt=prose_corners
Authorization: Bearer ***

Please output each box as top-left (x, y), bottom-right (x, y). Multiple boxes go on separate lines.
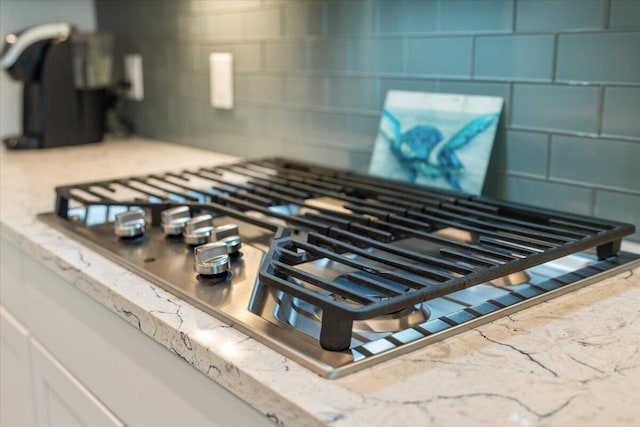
top-left (40, 158), bottom-right (638, 378)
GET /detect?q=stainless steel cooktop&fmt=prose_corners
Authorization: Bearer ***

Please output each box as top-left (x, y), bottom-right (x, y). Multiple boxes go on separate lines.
top-left (40, 158), bottom-right (639, 378)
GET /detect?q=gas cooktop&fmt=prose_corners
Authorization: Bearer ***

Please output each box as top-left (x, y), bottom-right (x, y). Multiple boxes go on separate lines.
top-left (39, 158), bottom-right (639, 378)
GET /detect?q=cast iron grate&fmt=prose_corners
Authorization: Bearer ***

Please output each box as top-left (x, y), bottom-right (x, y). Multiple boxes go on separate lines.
top-left (54, 158), bottom-right (635, 351)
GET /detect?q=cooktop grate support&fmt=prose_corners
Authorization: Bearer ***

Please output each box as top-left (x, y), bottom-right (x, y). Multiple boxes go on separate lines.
top-left (53, 158), bottom-right (635, 351)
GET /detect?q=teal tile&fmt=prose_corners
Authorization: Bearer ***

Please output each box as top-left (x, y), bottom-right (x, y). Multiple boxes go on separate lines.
top-left (436, 80), bottom-right (510, 112)
top-left (376, 1), bottom-right (438, 34)
top-left (351, 38), bottom-right (404, 74)
top-left (195, 104), bottom-right (265, 135)
top-left (505, 130), bottom-right (548, 176)
top-left (407, 37), bottom-right (472, 77)
top-left (283, 76), bottom-right (326, 107)
top-left (556, 32), bottom-right (640, 84)
top-left (474, 35), bottom-right (554, 81)
top-left (437, 80), bottom-right (509, 98)
top-left (327, 0), bottom-right (375, 35)
top-left (203, 133), bottom-right (283, 158)
top-left (609, 0), bottom-right (640, 29)
top-left (594, 190), bottom-right (640, 241)
top-left (349, 115), bottom-right (379, 150)
top-left (378, 78), bottom-right (437, 109)
top-left (602, 87), bottom-right (640, 139)
top-left (550, 135), bottom-right (640, 191)
top-left (516, 0), bottom-right (605, 32)
top-left (328, 77), bottom-right (378, 112)
top-left (511, 84), bottom-right (600, 133)
top-left (282, 139), bottom-right (371, 172)
top-left (505, 176), bottom-right (593, 215)
top-left (439, 0), bottom-right (513, 33)
top-left (264, 108), bottom-right (304, 139)
top-left (304, 111), bottom-right (349, 143)
top-left (305, 39), bottom-right (349, 72)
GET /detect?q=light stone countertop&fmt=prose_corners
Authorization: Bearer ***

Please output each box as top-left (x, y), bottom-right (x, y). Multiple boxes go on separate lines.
top-left (1, 137), bottom-right (638, 427)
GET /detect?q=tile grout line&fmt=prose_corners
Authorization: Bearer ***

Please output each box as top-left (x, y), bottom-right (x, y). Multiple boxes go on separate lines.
top-left (402, 37), bottom-right (409, 75)
top-left (603, 0), bottom-right (612, 30)
top-left (597, 85), bottom-right (606, 135)
top-left (545, 133), bottom-right (552, 180)
top-left (469, 35), bottom-right (476, 79)
top-left (507, 82), bottom-right (515, 126)
top-left (504, 171), bottom-right (640, 196)
top-left (551, 33), bottom-right (559, 82)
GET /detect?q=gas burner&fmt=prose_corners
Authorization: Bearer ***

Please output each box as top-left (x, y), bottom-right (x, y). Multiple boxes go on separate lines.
top-left (275, 292), bottom-right (431, 336)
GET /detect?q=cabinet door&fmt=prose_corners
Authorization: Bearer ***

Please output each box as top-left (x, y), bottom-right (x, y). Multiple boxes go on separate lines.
top-left (0, 237), bottom-right (27, 322)
top-left (30, 339), bottom-right (124, 427)
top-left (0, 307), bottom-right (35, 427)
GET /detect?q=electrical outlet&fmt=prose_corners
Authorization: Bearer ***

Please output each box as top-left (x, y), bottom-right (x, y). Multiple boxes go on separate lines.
top-left (124, 54), bottom-right (144, 101)
top-left (209, 53), bottom-right (233, 109)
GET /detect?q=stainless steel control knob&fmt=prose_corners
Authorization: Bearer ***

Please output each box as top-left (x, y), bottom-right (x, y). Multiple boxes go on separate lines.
top-left (194, 242), bottom-right (230, 276)
top-left (114, 209), bottom-right (146, 238)
top-left (209, 224), bottom-right (242, 255)
top-left (161, 206), bottom-right (191, 236)
top-left (183, 214), bottom-right (214, 245)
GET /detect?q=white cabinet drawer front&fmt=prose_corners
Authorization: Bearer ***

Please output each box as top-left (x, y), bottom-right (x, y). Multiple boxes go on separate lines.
top-left (1, 306), bottom-right (35, 427)
top-left (0, 236), bottom-right (27, 322)
top-left (30, 338), bottom-right (124, 427)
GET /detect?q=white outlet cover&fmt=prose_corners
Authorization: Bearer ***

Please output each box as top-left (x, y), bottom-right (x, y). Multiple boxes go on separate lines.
top-left (209, 52), bottom-right (234, 109)
top-left (124, 54), bottom-right (144, 101)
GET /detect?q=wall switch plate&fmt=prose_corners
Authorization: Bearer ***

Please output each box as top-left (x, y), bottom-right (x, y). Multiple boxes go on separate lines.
top-left (209, 53), bottom-right (233, 109)
top-left (124, 54), bottom-right (144, 101)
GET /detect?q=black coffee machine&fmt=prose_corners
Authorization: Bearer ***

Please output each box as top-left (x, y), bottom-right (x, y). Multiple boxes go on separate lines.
top-left (1, 23), bottom-right (113, 149)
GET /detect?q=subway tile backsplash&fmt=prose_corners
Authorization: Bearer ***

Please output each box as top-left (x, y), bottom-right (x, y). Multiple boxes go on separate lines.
top-left (473, 35), bottom-right (554, 82)
top-left (515, 0), bottom-right (606, 32)
top-left (406, 37), bottom-right (472, 77)
top-left (602, 87), bottom-right (640, 138)
top-left (556, 32), bottom-right (640, 84)
top-left (511, 84), bottom-right (601, 133)
top-left (97, 0), bottom-right (640, 240)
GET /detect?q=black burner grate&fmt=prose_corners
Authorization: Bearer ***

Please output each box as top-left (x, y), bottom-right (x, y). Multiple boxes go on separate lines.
top-left (54, 158), bottom-right (635, 351)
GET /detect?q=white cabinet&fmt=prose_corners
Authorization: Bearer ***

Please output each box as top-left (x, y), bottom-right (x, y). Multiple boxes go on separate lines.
top-left (0, 236), bottom-right (273, 426)
top-left (30, 339), bottom-right (124, 427)
top-left (0, 307), bottom-right (35, 427)
top-left (0, 236), bottom-right (27, 322)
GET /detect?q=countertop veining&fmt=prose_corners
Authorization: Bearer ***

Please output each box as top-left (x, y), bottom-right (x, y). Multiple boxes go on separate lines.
top-left (1, 138), bottom-right (638, 426)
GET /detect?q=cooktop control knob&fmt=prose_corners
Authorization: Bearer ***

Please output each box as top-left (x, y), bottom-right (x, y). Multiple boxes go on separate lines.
top-left (183, 214), bottom-right (214, 245)
top-left (161, 206), bottom-right (191, 236)
top-left (210, 224), bottom-right (242, 257)
top-left (194, 242), bottom-right (230, 277)
top-left (114, 209), bottom-right (146, 238)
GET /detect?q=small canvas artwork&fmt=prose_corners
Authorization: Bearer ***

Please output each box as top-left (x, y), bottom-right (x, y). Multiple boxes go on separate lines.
top-left (368, 91), bottom-right (503, 195)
